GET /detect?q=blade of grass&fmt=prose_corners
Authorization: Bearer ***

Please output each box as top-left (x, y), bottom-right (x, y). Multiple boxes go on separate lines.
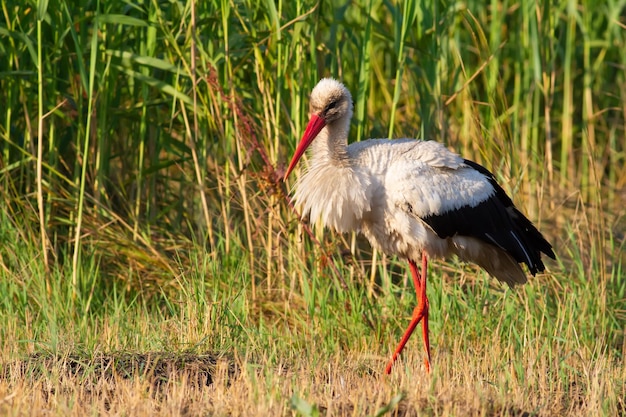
top-left (70, 0), bottom-right (100, 298)
top-left (36, 0), bottom-right (50, 278)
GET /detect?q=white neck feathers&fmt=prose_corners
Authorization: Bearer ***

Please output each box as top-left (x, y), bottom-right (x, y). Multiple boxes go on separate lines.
top-left (292, 125), bottom-right (370, 233)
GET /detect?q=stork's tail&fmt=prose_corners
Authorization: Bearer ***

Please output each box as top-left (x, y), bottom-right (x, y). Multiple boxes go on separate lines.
top-left (450, 236), bottom-right (528, 287)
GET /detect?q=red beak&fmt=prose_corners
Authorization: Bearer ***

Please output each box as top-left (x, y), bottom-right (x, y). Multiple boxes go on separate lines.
top-left (284, 114), bottom-right (326, 180)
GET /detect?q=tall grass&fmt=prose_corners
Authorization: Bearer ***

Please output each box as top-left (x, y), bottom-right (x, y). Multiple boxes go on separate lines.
top-left (0, 0), bottom-right (625, 415)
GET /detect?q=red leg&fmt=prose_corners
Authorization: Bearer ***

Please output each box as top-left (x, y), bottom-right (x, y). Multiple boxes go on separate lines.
top-left (384, 253), bottom-right (431, 374)
top-left (420, 253), bottom-right (431, 371)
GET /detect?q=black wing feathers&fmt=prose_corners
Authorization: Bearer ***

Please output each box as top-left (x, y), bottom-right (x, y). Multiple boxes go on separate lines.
top-left (421, 159), bottom-right (555, 275)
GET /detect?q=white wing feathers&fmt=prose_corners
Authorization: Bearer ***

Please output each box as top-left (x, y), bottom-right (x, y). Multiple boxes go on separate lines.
top-left (382, 141), bottom-right (495, 218)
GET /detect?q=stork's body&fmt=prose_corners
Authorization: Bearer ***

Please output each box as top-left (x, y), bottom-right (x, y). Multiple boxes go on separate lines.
top-left (284, 78), bottom-right (555, 374)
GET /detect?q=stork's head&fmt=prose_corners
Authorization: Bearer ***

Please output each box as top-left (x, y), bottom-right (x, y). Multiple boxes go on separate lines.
top-left (284, 78), bottom-right (353, 180)
top-left (308, 78), bottom-right (353, 124)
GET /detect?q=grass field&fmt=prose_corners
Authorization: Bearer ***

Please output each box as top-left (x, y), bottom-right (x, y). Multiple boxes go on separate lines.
top-left (1, 0), bottom-right (625, 415)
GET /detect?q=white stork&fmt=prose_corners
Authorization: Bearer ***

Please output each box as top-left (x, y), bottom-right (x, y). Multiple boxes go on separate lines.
top-left (283, 78), bottom-right (555, 374)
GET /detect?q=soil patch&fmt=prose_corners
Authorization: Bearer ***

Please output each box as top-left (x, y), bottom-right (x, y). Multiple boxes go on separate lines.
top-left (1, 351), bottom-right (239, 389)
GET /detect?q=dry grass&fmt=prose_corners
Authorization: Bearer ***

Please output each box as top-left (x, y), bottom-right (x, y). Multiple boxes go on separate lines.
top-left (1, 344), bottom-right (623, 416)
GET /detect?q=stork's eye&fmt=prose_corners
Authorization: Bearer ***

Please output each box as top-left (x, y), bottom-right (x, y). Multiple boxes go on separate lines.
top-left (325, 101), bottom-right (337, 112)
